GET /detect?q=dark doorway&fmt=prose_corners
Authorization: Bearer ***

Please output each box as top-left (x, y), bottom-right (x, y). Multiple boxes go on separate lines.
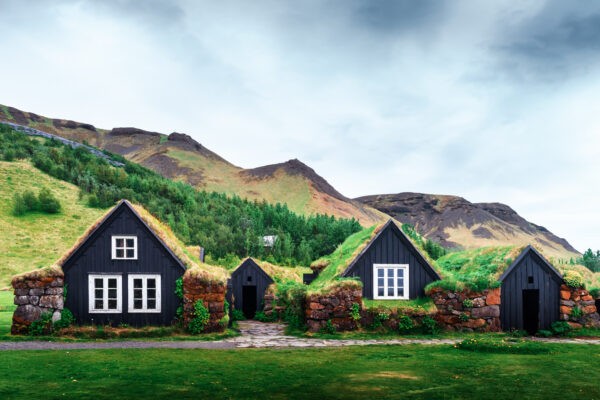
top-left (522, 289), bottom-right (540, 334)
top-left (242, 286), bottom-right (257, 319)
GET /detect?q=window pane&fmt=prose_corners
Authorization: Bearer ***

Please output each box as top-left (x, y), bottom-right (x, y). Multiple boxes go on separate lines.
top-left (147, 289), bottom-right (156, 299)
top-left (388, 277), bottom-right (394, 287)
top-left (387, 268), bottom-right (394, 277)
top-left (147, 279), bottom-right (156, 288)
top-left (377, 269), bottom-right (384, 278)
top-left (134, 279), bottom-right (142, 289)
top-left (147, 299), bottom-right (156, 309)
top-left (397, 278), bottom-right (404, 288)
top-left (134, 300), bottom-right (143, 309)
top-left (95, 278), bottom-right (103, 288)
top-left (134, 289), bottom-right (142, 299)
top-left (126, 249), bottom-right (135, 258)
top-left (116, 249), bottom-right (124, 258)
top-left (116, 238), bottom-right (124, 247)
top-left (126, 238), bottom-right (134, 248)
top-left (377, 278), bottom-right (384, 286)
top-left (108, 289), bottom-right (117, 299)
top-left (398, 269), bottom-right (404, 278)
top-left (108, 299), bottom-right (117, 310)
top-left (95, 300), bottom-right (103, 309)
top-left (95, 289), bottom-right (103, 299)
top-left (387, 287), bottom-right (394, 296)
top-left (378, 287), bottom-right (384, 296)
top-left (397, 288), bottom-right (404, 297)
top-left (108, 279), bottom-right (117, 288)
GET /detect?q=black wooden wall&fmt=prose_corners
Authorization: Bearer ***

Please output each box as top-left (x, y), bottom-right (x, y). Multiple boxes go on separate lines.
top-left (344, 223), bottom-right (439, 300)
top-left (229, 259), bottom-right (274, 313)
top-left (63, 203), bottom-right (185, 327)
top-left (500, 249), bottom-right (561, 331)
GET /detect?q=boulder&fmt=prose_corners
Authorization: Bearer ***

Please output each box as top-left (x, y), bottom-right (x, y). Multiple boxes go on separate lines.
top-left (560, 290), bottom-right (571, 300)
top-left (560, 306), bottom-right (572, 315)
top-left (472, 298), bottom-right (486, 308)
top-left (560, 300), bottom-right (575, 307)
top-left (470, 305), bottom-right (499, 318)
top-left (39, 295), bottom-right (63, 309)
top-left (12, 304), bottom-right (42, 324)
top-left (14, 296), bottom-right (29, 306)
top-left (485, 288), bottom-right (501, 305)
top-left (462, 318), bottom-right (486, 329)
top-left (309, 302), bottom-right (325, 310)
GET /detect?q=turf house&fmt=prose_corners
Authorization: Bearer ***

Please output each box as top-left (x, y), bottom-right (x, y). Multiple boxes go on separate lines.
top-left (499, 245), bottom-right (563, 333)
top-left (310, 220), bottom-right (441, 301)
top-left (11, 199), bottom-right (229, 333)
top-left (229, 258), bottom-right (274, 319)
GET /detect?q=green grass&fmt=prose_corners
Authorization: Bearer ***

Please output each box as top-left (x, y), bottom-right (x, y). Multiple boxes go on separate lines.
top-left (0, 344), bottom-right (599, 399)
top-left (309, 226), bottom-right (376, 291)
top-left (0, 291), bottom-right (14, 336)
top-left (0, 161), bottom-right (106, 287)
top-left (363, 297), bottom-right (437, 314)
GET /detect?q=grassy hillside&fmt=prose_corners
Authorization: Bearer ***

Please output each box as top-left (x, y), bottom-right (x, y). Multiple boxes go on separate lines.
top-left (0, 161), bottom-right (106, 287)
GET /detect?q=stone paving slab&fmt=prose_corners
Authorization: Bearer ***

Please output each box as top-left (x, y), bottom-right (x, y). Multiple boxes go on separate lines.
top-left (0, 321), bottom-right (599, 351)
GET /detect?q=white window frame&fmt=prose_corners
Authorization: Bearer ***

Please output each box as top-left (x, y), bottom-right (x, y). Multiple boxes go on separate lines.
top-left (111, 236), bottom-right (138, 260)
top-left (128, 274), bottom-right (161, 313)
top-left (373, 264), bottom-right (409, 300)
top-left (88, 275), bottom-right (122, 313)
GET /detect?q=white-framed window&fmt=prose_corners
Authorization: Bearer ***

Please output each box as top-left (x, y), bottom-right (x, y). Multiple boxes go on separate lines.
top-left (112, 236), bottom-right (138, 260)
top-left (88, 275), bottom-right (122, 313)
top-left (373, 264), bottom-right (409, 300)
top-left (128, 274), bottom-right (161, 313)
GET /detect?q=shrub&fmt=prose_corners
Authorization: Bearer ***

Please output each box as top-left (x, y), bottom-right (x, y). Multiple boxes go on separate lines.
top-left (53, 308), bottom-right (75, 330)
top-left (188, 300), bottom-right (210, 334)
top-left (459, 313), bottom-right (469, 322)
top-left (22, 190), bottom-right (39, 211)
top-left (536, 329), bottom-right (553, 338)
top-left (350, 302), bottom-right (361, 322)
top-left (563, 270), bottom-right (584, 288)
top-left (397, 315), bottom-right (414, 333)
top-left (589, 288), bottom-right (600, 299)
top-left (12, 193), bottom-right (27, 216)
top-left (507, 329), bottom-right (527, 338)
top-left (421, 316), bottom-right (439, 335)
top-left (174, 277), bottom-right (183, 300)
top-left (231, 309), bottom-right (246, 321)
top-left (38, 188), bottom-right (61, 213)
top-left (321, 319), bottom-right (336, 334)
top-left (551, 321), bottom-right (572, 336)
top-left (254, 311), bottom-right (276, 322)
top-left (29, 312), bottom-right (53, 336)
top-left (462, 299), bottom-right (473, 308)
top-left (571, 306), bottom-right (583, 319)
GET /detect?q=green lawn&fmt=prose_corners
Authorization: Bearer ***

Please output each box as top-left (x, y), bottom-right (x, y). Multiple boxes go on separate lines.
top-left (0, 290), bottom-right (14, 336)
top-left (0, 344), bottom-right (598, 399)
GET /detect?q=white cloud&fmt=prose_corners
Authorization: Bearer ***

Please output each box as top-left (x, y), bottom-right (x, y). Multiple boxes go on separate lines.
top-left (0, 0), bottom-right (599, 252)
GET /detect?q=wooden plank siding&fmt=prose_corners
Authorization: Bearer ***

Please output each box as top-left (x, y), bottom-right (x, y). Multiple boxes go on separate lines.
top-left (343, 222), bottom-right (439, 300)
top-left (63, 204), bottom-right (185, 327)
top-left (500, 248), bottom-right (562, 331)
top-left (229, 259), bottom-right (274, 313)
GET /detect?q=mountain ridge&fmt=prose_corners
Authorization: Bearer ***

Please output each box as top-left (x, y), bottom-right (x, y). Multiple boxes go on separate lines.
top-left (0, 104), bottom-right (580, 259)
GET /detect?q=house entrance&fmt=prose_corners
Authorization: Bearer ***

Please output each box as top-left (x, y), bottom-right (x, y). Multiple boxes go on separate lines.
top-left (242, 285), bottom-right (257, 319)
top-left (522, 289), bottom-right (540, 334)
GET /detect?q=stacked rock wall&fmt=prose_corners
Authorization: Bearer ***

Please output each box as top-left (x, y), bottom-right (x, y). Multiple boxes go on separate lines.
top-left (560, 285), bottom-right (600, 328)
top-left (182, 271), bottom-right (226, 333)
top-left (429, 287), bottom-right (501, 332)
top-left (305, 287), bottom-right (362, 332)
top-left (11, 267), bottom-right (64, 335)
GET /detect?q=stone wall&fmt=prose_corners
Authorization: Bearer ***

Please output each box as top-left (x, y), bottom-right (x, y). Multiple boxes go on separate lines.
top-left (182, 271), bottom-right (227, 333)
top-left (429, 287), bottom-right (501, 332)
top-left (305, 287), bottom-right (362, 332)
top-left (11, 266), bottom-right (64, 335)
top-left (560, 284), bottom-right (600, 328)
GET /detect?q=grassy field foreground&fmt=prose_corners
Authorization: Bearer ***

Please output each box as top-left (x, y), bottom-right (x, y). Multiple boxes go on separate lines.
top-left (0, 344), bottom-right (598, 399)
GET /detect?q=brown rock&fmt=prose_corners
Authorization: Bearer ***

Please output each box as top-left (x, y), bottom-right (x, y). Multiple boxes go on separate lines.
top-left (571, 293), bottom-right (581, 302)
top-left (582, 295), bottom-right (594, 301)
top-left (470, 305), bottom-right (499, 318)
top-left (567, 321), bottom-right (582, 329)
top-left (39, 295), bottom-right (63, 309)
top-left (582, 305), bottom-right (597, 315)
top-left (309, 302), bottom-right (325, 310)
top-left (462, 318), bottom-right (486, 329)
top-left (560, 290), bottom-right (571, 300)
top-left (560, 305), bottom-right (572, 315)
top-left (14, 296), bottom-right (29, 305)
top-left (486, 288), bottom-right (501, 305)
top-left (472, 298), bottom-right (485, 308)
top-left (12, 304), bottom-right (42, 324)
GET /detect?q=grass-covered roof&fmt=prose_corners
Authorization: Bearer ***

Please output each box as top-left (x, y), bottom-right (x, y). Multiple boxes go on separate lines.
top-left (232, 257), bottom-right (308, 284)
top-left (50, 199), bottom-right (228, 284)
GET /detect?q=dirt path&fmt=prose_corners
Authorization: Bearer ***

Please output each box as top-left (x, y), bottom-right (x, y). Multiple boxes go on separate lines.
top-left (0, 321), bottom-right (599, 351)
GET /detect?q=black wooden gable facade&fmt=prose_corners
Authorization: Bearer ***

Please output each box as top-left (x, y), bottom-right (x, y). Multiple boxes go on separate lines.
top-left (499, 245), bottom-right (563, 333)
top-left (343, 220), bottom-right (440, 300)
top-left (63, 201), bottom-right (186, 327)
top-left (229, 258), bottom-right (274, 319)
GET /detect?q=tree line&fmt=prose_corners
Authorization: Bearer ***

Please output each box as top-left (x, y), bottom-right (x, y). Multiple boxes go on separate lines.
top-left (0, 124), bottom-right (362, 266)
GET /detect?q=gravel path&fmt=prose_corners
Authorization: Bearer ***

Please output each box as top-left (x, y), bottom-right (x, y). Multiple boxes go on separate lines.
top-left (0, 321), bottom-right (599, 351)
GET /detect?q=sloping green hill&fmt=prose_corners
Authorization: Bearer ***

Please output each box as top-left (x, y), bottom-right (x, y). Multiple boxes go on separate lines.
top-left (0, 161), bottom-right (106, 288)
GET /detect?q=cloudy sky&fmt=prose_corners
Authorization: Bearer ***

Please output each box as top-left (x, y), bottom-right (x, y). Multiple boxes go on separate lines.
top-left (1, 0), bottom-right (599, 252)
